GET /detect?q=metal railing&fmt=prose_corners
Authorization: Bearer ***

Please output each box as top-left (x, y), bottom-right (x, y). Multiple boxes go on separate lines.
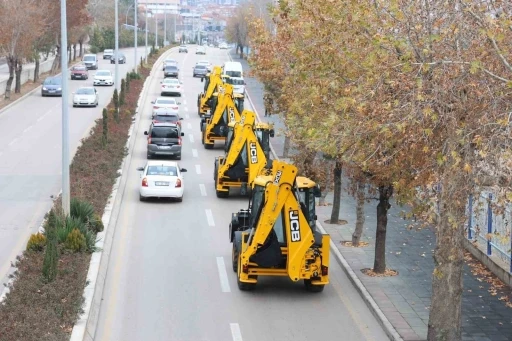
top-left (467, 192), bottom-right (512, 273)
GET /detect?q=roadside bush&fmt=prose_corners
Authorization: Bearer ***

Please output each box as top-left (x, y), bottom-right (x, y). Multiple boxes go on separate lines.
top-left (128, 71), bottom-right (141, 80)
top-left (26, 233), bottom-right (46, 252)
top-left (65, 229), bottom-right (87, 253)
top-left (70, 198), bottom-right (94, 224)
top-left (90, 214), bottom-right (104, 233)
top-left (55, 216), bottom-right (82, 244)
top-left (42, 227), bottom-right (58, 283)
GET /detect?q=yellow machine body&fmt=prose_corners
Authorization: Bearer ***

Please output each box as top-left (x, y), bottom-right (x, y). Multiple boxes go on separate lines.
top-left (197, 66), bottom-right (223, 117)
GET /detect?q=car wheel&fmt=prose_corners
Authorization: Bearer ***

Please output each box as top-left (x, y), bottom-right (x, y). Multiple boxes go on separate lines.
top-left (175, 155), bottom-right (181, 160)
top-left (147, 153), bottom-right (152, 159)
top-left (73, 104), bottom-right (76, 107)
top-left (176, 196), bottom-right (183, 202)
top-left (139, 194), bottom-right (146, 202)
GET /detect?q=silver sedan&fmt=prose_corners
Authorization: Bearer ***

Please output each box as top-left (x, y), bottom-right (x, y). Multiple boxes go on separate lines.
top-left (72, 87), bottom-right (99, 107)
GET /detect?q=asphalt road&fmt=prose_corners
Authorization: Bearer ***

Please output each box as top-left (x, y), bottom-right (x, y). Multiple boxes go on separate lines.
top-left (0, 46), bottom-right (147, 290)
top-left (94, 47), bottom-right (389, 341)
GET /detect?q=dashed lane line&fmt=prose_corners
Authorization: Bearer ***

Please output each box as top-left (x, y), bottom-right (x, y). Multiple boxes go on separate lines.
top-left (230, 323), bottom-right (243, 341)
top-left (205, 208), bottom-right (215, 227)
top-left (195, 165), bottom-right (201, 174)
top-left (199, 183), bottom-right (206, 196)
top-left (216, 257), bottom-right (231, 293)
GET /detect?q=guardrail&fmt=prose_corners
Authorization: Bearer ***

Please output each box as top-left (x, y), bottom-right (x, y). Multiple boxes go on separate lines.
top-left (468, 192), bottom-right (512, 273)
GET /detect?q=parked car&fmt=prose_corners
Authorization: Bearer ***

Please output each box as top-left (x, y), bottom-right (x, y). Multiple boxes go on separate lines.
top-left (103, 49), bottom-right (114, 59)
top-left (137, 160), bottom-right (187, 202)
top-left (41, 76), bottom-right (62, 97)
top-left (73, 87), bottom-right (99, 107)
top-left (144, 123), bottom-right (184, 160)
top-left (164, 65), bottom-right (179, 78)
top-left (178, 45), bottom-right (188, 53)
top-left (160, 78), bottom-right (183, 97)
top-left (219, 42), bottom-right (228, 49)
top-left (163, 58), bottom-right (178, 71)
top-left (110, 53), bottom-right (126, 64)
top-left (82, 54), bottom-right (98, 70)
top-left (196, 46), bottom-right (206, 55)
top-left (70, 65), bottom-right (88, 80)
top-left (152, 97), bottom-right (180, 115)
top-left (192, 64), bottom-right (208, 78)
top-left (152, 113), bottom-right (183, 128)
top-left (196, 60), bottom-right (211, 72)
top-left (93, 70), bottom-right (114, 86)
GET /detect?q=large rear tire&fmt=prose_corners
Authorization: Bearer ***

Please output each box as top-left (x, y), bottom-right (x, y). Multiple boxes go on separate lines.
top-left (216, 188), bottom-right (229, 198)
top-left (231, 243), bottom-right (238, 273)
top-left (304, 279), bottom-right (325, 293)
top-left (204, 143), bottom-right (214, 150)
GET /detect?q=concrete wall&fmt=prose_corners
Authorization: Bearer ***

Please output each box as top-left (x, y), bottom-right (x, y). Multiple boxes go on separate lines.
top-left (0, 59), bottom-right (54, 97)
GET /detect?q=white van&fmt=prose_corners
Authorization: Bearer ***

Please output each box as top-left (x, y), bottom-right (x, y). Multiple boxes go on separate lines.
top-left (222, 62), bottom-right (245, 95)
top-left (82, 54), bottom-right (98, 70)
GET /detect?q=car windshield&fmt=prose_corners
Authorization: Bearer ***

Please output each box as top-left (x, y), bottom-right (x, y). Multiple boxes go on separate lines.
top-left (156, 99), bottom-right (176, 105)
top-left (73, 66), bottom-right (86, 71)
top-left (44, 78), bottom-right (61, 85)
top-left (163, 79), bottom-right (179, 84)
top-left (165, 59), bottom-right (176, 63)
top-left (83, 56), bottom-right (95, 61)
top-left (154, 115), bottom-right (178, 122)
top-left (76, 88), bottom-right (95, 95)
top-left (195, 65), bottom-right (206, 70)
top-left (147, 165), bottom-right (177, 176)
top-left (226, 78), bottom-right (244, 85)
top-left (180, 45), bottom-right (186, 47)
top-left (225, 70), bottom-right (242, 78)
top-left (165, 66), bottom-right (178, 71)
top-left (151, 127), bottom-right (179, 138)
top-left (104, 50), bottom-right (113, 53)
top-left (96, 71), bottom-right (110, 76)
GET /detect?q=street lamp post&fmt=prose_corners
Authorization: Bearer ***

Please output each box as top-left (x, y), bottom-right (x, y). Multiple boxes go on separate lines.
top-left (125, 3), bottom-right (134, 27)
top-left (164, 3), bottom-right (167, 46)
top-left (115, 0), bottom-right (119, 92)
top-left (145, 6), bottom-right (148, 63)
top-left (155, 5), bottom-right (158, 47)
top-left (134, 0), bottom-right (137, 73)
top-left (60, 0), bottom-right (70, 215)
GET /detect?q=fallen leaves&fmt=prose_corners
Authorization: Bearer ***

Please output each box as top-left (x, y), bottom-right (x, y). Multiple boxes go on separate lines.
top-left (361, 268), bottom-right (399, 277)
top-left (341, 241), bottom-right (370, 247)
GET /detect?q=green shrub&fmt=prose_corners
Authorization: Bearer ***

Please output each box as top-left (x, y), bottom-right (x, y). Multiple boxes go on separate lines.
top-left (26, 233), bottom-right (46, 252)
top-left (120, 79), bottom-right (126, 106)
top-left (102, 108), bottom-right (108, 146)
top-left (90, 214), bottom-right (104, 233)
top-left (56, 216), bottom-right (82, 244)
top-left (70, 198), bottom-right (94, 224)
top-left (128, 71), bottom-right (141, 80)
top-left (42, 226), bottom-right (58, 282)
top-left (65, 228), bottom-right (86, 253)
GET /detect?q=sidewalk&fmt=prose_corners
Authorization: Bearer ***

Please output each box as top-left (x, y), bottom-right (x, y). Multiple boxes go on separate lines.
top-left (231, 49), bottom-right (512, 341)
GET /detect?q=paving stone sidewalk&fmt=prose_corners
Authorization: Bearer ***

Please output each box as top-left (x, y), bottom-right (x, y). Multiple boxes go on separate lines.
top-left (230, 49), bottom-right (512, 341)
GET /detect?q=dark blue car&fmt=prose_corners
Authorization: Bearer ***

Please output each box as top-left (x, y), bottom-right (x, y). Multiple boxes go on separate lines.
top-left (41, 76), bottom-right (62, 97)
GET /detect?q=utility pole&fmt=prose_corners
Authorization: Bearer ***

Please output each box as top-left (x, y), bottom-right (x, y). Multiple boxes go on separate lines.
top-left (145, 5), bottom-right (148, 63)
top-left (115, 0), bottom-right (119, 92)
top-left (174, 13), bottom-right (176, 43)
top-left (60, 0), bottom-right (70, 215)
top-left (164, 3), bottom-right (167, 46)
top-left (155, 4), bottom-right (158, 48)
top-left (134, 0), bottom-right (138, 73)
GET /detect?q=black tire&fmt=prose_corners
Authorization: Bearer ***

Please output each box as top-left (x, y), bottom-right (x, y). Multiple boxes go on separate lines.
top-left (139, 194), bottom-right (146, 202)
top-left (147, 153), bottom-right (152, 159)
top-left (214, 159), bottom-right (218, 181)
top-left (176, 196), bottom-right (183, 202)
top-left (204, 143), bottom-right (214, 150)
top-left (73, 104), bottom-right (76, 108)
top-left (231, 243), bottom-right (238, 273)
top-left (304, 279), bottom-right (325, 293)
top-left (175, 155), bottom-right (181, 160)
top-left (216, 188), bottom-right (229, 198)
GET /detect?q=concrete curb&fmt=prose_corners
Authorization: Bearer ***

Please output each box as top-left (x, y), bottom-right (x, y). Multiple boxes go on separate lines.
top-left (242, 76), bottom-right (403, 341)
top-left (69, 47), bottom-right (178, 341)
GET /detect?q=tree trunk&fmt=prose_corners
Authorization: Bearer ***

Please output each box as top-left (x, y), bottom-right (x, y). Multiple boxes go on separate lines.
top-left (51, 45), bottom-right (61, 75)
top-left (4, 56), bottom-right (16, 100)
top-left (68, 46), bottom-right (72, 63)
top-left (427, 176), bottom-right (465, 341)
top-left (282, 135), bottom-right (291, 158)
top-left (329, 161), bottom-right (342, 224)
top-left (352, 181), bottom-right (366, 246)
top-left (373, 185), bottom-right (393, 273)
top-left (73, 44), bottom-right (77, 60)
top-left (79, 41), bottom-right (83, 57)
top-left (34, 57), bottom-right (40, 82)
top-left (14, 58), bottom-right (22, 93)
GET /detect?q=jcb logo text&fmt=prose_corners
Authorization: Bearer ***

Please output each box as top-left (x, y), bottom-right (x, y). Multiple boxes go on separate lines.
top-left (289, 210), bottom-right (301, 242)
top-left (249, 142), bottom-right (258, 164)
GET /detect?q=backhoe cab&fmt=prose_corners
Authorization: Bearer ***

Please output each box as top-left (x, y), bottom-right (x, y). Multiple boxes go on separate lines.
top-left (200, 84), bottom-right (243, 149)
top-left (214, 110), bottom-right (274, 198)
top-left (197, 66), bottom-right (223, 117)
top-left (229, 160), bottom-right (329, 292)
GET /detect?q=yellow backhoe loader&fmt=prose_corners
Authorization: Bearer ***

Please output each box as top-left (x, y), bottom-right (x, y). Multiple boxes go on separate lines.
top-left (197, 66), bottom-right (223, 117)
top-left (214, 110), bottom-right (274, 198)
top-left (200, 84), bottom-right (243, 149)
top-left (229, 160), bottom-right (330, 292)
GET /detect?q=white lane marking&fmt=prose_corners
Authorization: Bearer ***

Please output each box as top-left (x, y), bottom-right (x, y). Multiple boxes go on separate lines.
top-left (195, 165), bottom-right (201, 174)
top-left (8, 138), bottom-right (18, 146)
top-left (192, 149), bottom-right (198, 158)
top-left (185, 114), bottom-right (190, 119)
top-left (230, 323), bottom-right (243, 341)
top-left (189, 134), bottom-right (194, 143)
top-left (183, 99), bottom-right (187, 105)
top-left (216, 257), bottom-right (231, 293)
top-left (37, 114), bottom-right (46, 122)
top-left (23, 126), bottom-right (33, 133)
top-left (185, 107), bottom-right (189, 112)
top-left (187, 123), bottom-right (192, 130)
top-left (0, 152), bottom-right (3, 157)
top-left (205, 209), bottom-right (215, 227)
top-left (199, 183), bottom-right (206, 196)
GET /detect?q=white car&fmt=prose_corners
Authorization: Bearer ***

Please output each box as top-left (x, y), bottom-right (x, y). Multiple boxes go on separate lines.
top-left (196, 46), bottom-right (206, 55)
top-left (163, 58), bottom-right (178, 71)
top-left (73, 87), bottom-right (99, 107)
top-left (160, 78), bottom-right (183, 97)
top-left (152, 97), bottom-right (181, 115)
top-left (219, 43), bottom-right (228, 49)
top-left (196, 60), bottom-right (212, 72)
top-left (93, 70), bottom-right (114, 86)
top-left (137, 161), bottom-right (188, 202)
top-left (103, 49), bottom-right (114, 59)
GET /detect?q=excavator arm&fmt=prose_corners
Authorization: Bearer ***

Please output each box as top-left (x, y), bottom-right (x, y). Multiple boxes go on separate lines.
top-left (198, 66), bottom-right (223, 117)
